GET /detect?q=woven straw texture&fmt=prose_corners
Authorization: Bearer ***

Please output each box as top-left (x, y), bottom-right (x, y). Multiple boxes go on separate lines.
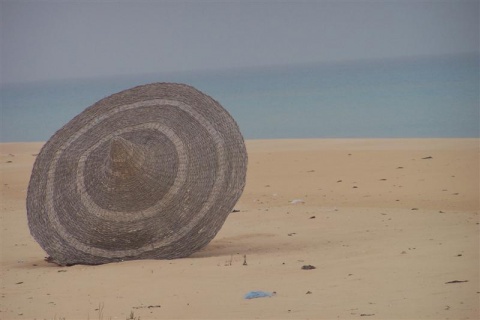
top-left (27, 83), bottom-right (247, 265)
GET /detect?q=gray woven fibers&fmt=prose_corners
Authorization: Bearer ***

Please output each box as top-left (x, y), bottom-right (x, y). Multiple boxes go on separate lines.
top-left (26, 83), bottom-right (247, 265)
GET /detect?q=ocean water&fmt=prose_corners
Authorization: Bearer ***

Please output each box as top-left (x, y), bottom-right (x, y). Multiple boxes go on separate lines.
top-left (1, 54), bottom-right (478, 142)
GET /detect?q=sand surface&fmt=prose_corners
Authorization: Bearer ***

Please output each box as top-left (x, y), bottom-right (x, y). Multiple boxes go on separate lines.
top-left (1, 139), bottom-right (478, 319)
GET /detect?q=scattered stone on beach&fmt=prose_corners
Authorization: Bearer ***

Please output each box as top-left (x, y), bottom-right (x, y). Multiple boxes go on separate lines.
top-left (301, 265), bottom-right (316, 270)
top-left (445, 280), bottom-right (468, 284)
top-left (309, 216), bottom-right (316, 219)
top-left (306, 291), bottom-right (312, 294)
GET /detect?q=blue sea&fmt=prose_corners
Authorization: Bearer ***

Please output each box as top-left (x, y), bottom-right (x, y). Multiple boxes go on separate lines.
top-left (1, 54), bottom-right (478, 142)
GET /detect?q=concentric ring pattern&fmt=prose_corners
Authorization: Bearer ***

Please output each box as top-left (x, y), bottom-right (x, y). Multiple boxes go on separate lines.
top-left (27, 83), bottom-right (247, 265)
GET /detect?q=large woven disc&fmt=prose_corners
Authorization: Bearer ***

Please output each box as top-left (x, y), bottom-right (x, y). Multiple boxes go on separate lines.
top-left (27, 83), bottom-right (247, 265)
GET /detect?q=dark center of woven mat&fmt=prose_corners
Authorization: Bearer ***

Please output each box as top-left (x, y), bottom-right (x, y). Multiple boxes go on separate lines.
top-left (84, 130), bottom-right (178, 212)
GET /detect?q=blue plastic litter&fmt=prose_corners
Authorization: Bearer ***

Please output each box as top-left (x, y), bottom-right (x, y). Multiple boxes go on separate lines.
top-left (244, 291), bottom-right (274, 299)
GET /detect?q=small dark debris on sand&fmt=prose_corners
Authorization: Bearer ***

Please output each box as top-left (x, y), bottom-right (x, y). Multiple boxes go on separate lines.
top-left (360, 314), bottom-right (375, 317)
top-left (133, 305), bottom-right (161, 309)
top-left (309, 216), bottom-right (316, 219)
top-left (445, 280), bottom-right (468, 284)
top-left (232, 209), bottom-right (241, 213)
top-left (301, 265), bottom-right (316, 270)
top-left (421, 156), bottom-right (433, 159)
top-left (306, 291), bottom-right (312, 294)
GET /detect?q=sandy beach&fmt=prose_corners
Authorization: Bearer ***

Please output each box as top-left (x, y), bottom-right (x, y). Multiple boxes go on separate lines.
top-left (0, 138), bottom-right (478, 319)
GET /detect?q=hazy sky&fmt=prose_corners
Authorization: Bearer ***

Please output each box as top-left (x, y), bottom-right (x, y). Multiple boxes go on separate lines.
top-left (1, 0), bottom-right (478, 84)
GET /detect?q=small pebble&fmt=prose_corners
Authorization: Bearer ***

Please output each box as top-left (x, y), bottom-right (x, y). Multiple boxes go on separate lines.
top-left (301, 265), bottom-right (316, 270)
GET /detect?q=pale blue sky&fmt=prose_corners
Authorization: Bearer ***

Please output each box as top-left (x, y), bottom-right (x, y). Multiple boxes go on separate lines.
top-left (1, 0), bottom-right (478, 84)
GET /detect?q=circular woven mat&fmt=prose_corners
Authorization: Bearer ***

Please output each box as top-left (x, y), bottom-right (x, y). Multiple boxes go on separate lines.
top-left (27, 83), bottom-right (247, 265)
